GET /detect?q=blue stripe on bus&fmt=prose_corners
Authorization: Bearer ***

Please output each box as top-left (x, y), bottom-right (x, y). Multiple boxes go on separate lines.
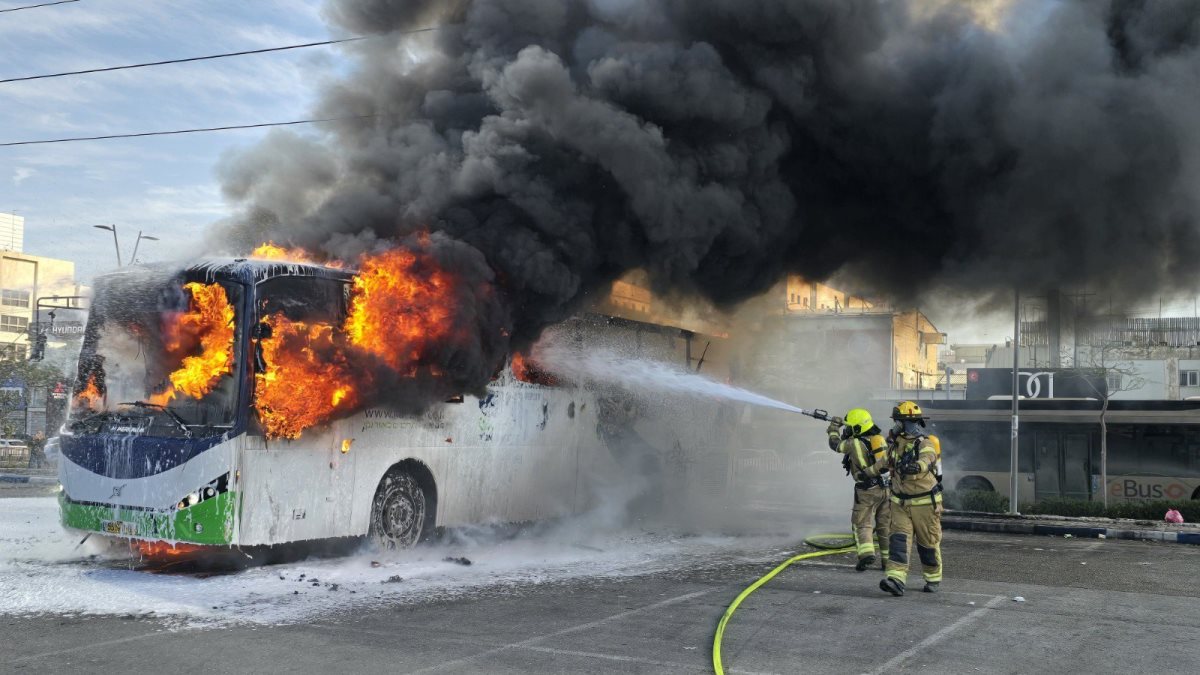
top-left (61, 434), bottom-right (226, 480)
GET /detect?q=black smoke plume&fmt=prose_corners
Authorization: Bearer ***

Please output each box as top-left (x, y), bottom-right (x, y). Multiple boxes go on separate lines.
top-left (216, 0), bottom-right (1200, 358)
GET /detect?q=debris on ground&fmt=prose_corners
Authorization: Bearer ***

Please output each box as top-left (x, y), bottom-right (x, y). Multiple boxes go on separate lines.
top-left (968, 601), bottom-right (976, 606)
top-left (443, 556), bottom-right (473, 566)
top-left (328, 584), bottom-right (339, 591)
top-left (1098, 534), bottom-right (1107, 539)
top-left (1165, 509), bottom-right (1185, 524)
top-left (1063, 534), bottom-right (1073, 539)
top-left (384, 575), bottom-right (404, 583)
top-left (1013, 596), bottom-right (1026, 603)
top-left (370, 561), bottom-right (382, 568)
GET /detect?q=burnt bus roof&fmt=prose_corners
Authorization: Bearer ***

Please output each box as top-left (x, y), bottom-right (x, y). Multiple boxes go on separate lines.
top-left (92, 258), bottom-right (356, 287)
top-left (187, 258), bottom-right (356, 284)
top-left (922, 399), bottom-right (1200, 426)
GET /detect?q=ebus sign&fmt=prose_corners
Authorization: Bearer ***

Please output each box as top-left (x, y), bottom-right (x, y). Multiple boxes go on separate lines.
top-left (1106, 478), bottom-right (1191, 501)
top-left (966, 368), bottom-right (1106, 400)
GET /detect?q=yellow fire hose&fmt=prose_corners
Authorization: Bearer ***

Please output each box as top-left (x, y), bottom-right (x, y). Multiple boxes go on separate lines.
top-left (712, 534), bottom-right (856, 675)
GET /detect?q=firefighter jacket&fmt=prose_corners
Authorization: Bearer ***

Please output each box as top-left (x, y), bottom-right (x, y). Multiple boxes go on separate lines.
top-left (866, 434), bottom-right (940, 503)
top-left (836, 432), bottom-right (888, 490)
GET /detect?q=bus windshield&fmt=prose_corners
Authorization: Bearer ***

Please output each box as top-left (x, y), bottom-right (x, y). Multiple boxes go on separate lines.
top-left (71, 269), bottom-right (244, 435)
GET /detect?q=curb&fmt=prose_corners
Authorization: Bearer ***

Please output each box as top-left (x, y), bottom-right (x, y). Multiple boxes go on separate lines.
top-left (944, 516), bottom-right (1200, 546)
top-left (0, 473), bottom-right (58, 485)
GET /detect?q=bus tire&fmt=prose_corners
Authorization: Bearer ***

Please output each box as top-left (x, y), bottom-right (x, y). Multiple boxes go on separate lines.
top-left (369, 466), bottom-right (432, 550)
top-left (956, 476), bottom-right (995, 492)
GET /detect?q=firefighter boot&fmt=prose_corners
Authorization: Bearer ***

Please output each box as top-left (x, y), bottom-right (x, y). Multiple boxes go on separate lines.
top-left (923, 582), bottom-right (940, 593)
top-left (856, 555), bottom-right (876, 572)
top-left (879, 578), bottom-right (905, 597)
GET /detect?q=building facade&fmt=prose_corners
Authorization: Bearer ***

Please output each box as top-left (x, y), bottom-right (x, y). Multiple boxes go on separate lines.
top-left (0, 213), bottom-right (24, 254)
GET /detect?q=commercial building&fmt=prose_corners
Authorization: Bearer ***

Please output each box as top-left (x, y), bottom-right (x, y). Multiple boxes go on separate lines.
top-left (740, 276), bottom-right (944, 413)
top-left (0, 216), bottom-right (86, 437)
top-left (0, 213), bottom-right (24, 253)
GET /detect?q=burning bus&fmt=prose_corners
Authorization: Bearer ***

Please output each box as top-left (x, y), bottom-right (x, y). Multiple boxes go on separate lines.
top-left (58, 255), bottom-right (734, 554)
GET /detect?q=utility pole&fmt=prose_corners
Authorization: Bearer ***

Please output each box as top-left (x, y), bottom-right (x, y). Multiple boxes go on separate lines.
top-left (1009, 287), bottom-right (1021, 515)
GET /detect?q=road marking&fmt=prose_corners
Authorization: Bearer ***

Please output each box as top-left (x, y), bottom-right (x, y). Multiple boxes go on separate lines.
top-left (9, 631), bottom-right (163, 664)
top-left (404, 589), bottom-right (712, 673)
top-left (863, 594), bottom-right (1006, 675)
top-left (516, 645), bottom-right (779, 674)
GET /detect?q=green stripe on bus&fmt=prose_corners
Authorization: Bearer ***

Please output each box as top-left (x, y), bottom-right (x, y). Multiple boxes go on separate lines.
top-left (59, 491), bottom-right (238, 546)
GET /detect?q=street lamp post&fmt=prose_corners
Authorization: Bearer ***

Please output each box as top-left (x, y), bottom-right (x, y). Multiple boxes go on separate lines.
top-left (130, 231), bottom-right (159, 264)
top-left (93, 224), bottom-right (122, 266)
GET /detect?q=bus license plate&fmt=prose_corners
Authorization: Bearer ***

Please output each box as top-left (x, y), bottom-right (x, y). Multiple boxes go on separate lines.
top-left (101, 520), bottom-right (138, 536)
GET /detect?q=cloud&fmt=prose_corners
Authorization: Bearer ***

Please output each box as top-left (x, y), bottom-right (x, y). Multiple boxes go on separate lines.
top-left (12, 168), bottom-right (35, 185)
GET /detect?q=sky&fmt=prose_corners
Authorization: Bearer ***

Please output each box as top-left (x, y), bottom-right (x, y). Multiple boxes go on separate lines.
top-left (0, 0), bottom-right (337, 281)
top-left (1, 0), bottom-right (1195, 347)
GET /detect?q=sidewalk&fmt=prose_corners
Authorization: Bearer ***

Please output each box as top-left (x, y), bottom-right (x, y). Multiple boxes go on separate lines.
top-left (944, 510), bottom-right (1200, 546)
top-left (0, 466), bottom-right (58, 485)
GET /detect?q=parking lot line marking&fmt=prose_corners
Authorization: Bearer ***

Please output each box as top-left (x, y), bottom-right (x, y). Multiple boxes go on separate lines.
top-left (404, 589), bottom-right (712, 673)
top-left (518, 645), bottom-right (780, 675)
top-left (9, 631), bottom-right (163, 664)
top-left (864, 595), bottom-right (1005, 675)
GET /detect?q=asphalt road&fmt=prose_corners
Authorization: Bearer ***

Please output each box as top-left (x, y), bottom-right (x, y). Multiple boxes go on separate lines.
top-left (5, 525), bottom-right (1199, 674)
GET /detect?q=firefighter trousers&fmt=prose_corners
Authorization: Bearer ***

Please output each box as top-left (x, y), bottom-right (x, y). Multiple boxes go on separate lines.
top-left (885, 497), bottom-right (942, 586)
top-left (851, 486), bottom-right (891, 561)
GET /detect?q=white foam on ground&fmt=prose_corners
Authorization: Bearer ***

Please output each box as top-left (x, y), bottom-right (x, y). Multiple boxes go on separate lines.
top-left (0, 498), bottom-right (804, 627)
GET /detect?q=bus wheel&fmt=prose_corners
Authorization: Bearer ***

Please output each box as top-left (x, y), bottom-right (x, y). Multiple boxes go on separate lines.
top-left (956, 476), bottom-right (995, 492)
top-left (370, 469), bottom-right (427, 550)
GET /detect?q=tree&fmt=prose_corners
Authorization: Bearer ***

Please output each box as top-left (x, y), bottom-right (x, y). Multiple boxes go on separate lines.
top-left (1076, 343), bottom-right (1146, 508)
top-left (0, 357), bottom-right (71, 438)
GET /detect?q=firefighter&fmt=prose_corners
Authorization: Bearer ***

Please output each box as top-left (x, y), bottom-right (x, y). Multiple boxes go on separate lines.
top-left (827, 408), bottom-right (890, 571)
top-left (863, 401), bottom-right (942, 596)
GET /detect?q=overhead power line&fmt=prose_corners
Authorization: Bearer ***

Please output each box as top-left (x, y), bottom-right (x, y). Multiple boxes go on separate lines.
top-left (0, 114), bottom-right (390, 147)
top-left (0, 26), bottom-right (440, 84)
top-left (0, 0), bottom-right (79, 13)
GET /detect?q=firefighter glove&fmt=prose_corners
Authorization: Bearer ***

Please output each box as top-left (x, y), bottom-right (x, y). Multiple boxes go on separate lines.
top-left (826, 420), bottom-right (842, 435)
top-left (899, 462), bottom-right (923, 475)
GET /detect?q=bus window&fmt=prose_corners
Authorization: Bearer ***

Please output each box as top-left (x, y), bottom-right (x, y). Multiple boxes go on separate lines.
top-left (71, 275), bottom-right (244, 434)
top-left (1107, 427), bottom-right (1140, 475)
top-left (257, 276), bottom-right (348, 324)
top-left (1142, 428), bottom-right (1187, 477)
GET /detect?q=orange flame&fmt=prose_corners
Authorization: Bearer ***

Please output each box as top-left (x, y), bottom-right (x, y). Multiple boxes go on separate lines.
top-left (134, 540), bottom-right (203, 558)
top-left (249, 241), bottom-right (343, 268)
top-left (512, 353), bottom-right (559, 386)
top-left (74, 374), bottom-right (103, 410)
top-left (251, 247), bottom-right (465, 439)
top-left (250, 241), bottom-right (314, 263)
top-left (345, 248), bottom-right (457, 373)
top-left (150, 282), bottom-right (236, 405)
top-left (254, 315), bottom-right (362, 440)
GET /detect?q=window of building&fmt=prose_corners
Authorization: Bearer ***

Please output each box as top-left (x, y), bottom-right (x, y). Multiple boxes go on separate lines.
top-left (0, 315), bottom-right (28, 333)
top-left (0, 344), bottom-right (26, 361)
top-left (1, 289), bottom-right (30, 308)
top-left (1182, 370), bottom-right (1200, 387)
top-left (1106, 373), bottom-right (1123, 391)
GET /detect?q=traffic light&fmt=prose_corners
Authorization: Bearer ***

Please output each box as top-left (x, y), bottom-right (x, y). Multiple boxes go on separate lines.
top-left (29, 332), bottom-right (47, 361)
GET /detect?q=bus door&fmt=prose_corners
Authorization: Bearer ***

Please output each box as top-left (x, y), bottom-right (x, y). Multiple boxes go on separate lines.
top-left (1034, 432), bottom-right (1091, 500)
top-left (1060, 434), bottom-right (1090, 500)
top-left (1034, 433), bottom-right (1060, 500)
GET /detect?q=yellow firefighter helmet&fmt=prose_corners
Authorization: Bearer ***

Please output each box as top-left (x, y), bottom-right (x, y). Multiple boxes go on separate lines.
top-left (843, 408), bottom-right (875, 436)
top-left (891, 400), bottom-right (926, 421)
